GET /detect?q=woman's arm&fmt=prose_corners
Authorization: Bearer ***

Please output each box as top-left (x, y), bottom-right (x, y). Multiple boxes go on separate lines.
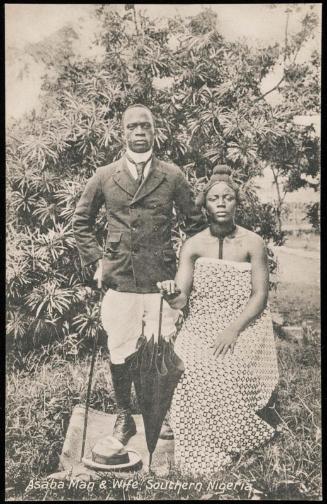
top-left (213, 234), bottom-right (269, 357)
top-left (230, 234), bottom-right (269, 332)
top-left (157, 238), bottom-right (197, 309)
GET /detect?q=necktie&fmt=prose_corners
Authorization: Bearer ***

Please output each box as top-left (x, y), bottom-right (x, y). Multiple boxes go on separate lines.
top-left (135, 161), bottom-right (147, 186)
top-left (126, 155), bottom-right (152, 186)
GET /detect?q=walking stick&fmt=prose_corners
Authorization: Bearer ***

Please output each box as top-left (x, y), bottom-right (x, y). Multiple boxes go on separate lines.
top-left (80, 262), bottom-right (104, 461)
top-left (147, 294), bottom-right (164, 471)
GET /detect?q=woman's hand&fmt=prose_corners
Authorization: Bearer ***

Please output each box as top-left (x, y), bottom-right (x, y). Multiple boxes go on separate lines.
top-left (156, 281), bottom-right (187, 309)
top-left (212, 325), bottom-right (240, 358)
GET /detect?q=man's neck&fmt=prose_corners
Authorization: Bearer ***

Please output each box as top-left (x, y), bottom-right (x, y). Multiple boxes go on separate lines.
top-left (126, 147), bottom-right (153, 163)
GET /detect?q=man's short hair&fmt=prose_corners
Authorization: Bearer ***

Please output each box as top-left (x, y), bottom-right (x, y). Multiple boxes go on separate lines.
top-left (122, 104), bottom-right (155, 126)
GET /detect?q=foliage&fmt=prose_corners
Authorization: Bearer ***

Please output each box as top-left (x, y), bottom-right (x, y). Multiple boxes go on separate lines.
top-left (259, 5), bottom-right (320, 232)
top-left (6, 5), bottom-right (319, 349)
top-left (306, 202), bottom-right (320, 232)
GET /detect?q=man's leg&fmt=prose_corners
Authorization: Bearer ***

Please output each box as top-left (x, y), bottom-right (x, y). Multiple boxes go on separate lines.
top-left (101, 289), bottom-right (143, 445)
top-left (109, 361), bottom-right (136, 444)
top-left (143, 293), bottom-right (182, 440)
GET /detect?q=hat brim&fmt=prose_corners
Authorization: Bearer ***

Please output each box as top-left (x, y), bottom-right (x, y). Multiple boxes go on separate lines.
top-left (82, 450), bottom-right (142, 471)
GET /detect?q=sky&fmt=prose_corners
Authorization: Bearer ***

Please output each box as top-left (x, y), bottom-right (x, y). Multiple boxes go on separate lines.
top-left (5, 4), bottom-right (321, 49)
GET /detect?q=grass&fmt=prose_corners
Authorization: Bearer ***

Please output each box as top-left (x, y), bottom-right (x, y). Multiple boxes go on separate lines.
top-left (283, 232), bottom-right (320, 253)
top-left (270, 282), bottom-right (320, 331)
top-left (6, 281), bottom-right (321, 501)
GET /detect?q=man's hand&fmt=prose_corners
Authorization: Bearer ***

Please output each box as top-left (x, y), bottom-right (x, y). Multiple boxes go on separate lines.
top-left (211, 325), bottom-right (239, 358)
top-left (157, 280), bottom-right (179, 297)
top-left (156, 281), bottom-right (187, 309)
top-left (93, 259), bottom-right (103, 289)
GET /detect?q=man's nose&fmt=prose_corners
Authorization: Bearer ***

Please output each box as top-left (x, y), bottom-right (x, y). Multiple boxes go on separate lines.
top-left (135, 126), bottom-right (145, 135)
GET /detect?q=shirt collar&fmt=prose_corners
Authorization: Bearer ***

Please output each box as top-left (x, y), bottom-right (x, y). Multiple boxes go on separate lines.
top-left (126, 147), bottom-right (153, 164)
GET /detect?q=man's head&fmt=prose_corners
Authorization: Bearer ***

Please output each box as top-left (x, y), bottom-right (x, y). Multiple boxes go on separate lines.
top-left (122, 104), bottom-right (155, 153)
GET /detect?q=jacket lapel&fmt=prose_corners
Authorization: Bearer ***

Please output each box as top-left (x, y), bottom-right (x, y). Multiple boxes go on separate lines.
top-left (132, 157), bottom-right (166, 204)
top-left (113, 157), bottom-right (139, 197)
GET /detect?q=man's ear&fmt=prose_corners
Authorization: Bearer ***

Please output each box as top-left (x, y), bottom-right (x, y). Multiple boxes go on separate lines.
top-left (121, 126), bottom-right (126, 143)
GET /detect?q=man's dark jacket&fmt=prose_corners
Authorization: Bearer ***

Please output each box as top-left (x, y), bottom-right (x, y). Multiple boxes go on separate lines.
top-left (73, 155), bottom-right (206, 293)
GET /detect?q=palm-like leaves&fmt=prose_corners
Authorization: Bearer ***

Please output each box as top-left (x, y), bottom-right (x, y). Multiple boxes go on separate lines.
top-left (18, 133), bottom-right (59, 169)
top-left (7, 309), bottom-right (31, 341)
top-left (33, 198), bottom-right (58, 225)
top-left (11, 188), bottom-right (38, 215)
top-left (53, 181), bottom-right (82, 222)
top-left (73, 303), bottom-right (100, 340)
top-left (25, 281), bottom-right (78, 318)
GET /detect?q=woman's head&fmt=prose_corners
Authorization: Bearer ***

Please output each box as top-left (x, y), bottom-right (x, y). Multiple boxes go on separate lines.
top-left (196, 165), bottom-right (239, 224)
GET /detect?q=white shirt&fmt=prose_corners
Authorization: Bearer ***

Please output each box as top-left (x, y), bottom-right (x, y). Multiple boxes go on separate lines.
top-left (125, 148), bottom-right (153, 181)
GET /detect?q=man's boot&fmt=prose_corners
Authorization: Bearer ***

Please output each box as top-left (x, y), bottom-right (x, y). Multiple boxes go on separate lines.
top-left (110, 362), bottom-right (136, 445)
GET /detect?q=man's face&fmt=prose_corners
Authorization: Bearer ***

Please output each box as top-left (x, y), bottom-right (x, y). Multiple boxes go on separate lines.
top-left (123, 107), bottom-right (155, 153)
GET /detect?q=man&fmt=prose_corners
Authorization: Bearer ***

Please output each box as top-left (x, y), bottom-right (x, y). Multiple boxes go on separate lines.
top-left (73, 104), bottom-right (206, 445)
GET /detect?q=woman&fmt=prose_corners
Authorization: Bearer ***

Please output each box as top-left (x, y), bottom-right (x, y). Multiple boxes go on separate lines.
top-left (157, 165), bottom-right (279, 475)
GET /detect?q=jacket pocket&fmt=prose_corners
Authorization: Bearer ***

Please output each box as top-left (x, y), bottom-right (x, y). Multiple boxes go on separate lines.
top-left (106, 231), bottom-right (122, 254)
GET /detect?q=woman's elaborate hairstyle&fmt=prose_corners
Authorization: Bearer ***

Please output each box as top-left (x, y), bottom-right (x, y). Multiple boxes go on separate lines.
top-left (195, 165), bottom-right (240, 208)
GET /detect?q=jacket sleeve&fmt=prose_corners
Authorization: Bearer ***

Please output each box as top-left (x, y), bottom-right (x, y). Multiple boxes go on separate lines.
top-left (72, 170), bottom-right (105, 268)
top-left (173, 168), bottom-right (207, 237)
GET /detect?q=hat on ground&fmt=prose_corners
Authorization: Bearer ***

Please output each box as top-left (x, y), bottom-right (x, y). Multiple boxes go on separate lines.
top-left (82, 435), bottom-right (142, 471)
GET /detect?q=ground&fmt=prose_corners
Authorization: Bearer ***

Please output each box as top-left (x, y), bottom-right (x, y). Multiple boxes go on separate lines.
top-left (6, 234), bottom-right (321, 501)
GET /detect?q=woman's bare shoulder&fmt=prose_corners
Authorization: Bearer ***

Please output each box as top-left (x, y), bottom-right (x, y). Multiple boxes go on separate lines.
top-left (181, 228), bottom-right (211, 256)
top-left (237, 226), bottom-right (266, 255)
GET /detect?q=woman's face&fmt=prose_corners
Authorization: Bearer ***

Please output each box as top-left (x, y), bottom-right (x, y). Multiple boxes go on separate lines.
top-left (205, 182), bottom-right (237, 224)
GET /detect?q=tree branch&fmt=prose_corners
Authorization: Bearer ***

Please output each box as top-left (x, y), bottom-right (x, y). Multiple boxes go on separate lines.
top-left (253, 75), bottom-right (285, 104)
top-left (253, 8), bottom-right (290, 104)
top-left (283, 8), bottom-right (290, 63)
